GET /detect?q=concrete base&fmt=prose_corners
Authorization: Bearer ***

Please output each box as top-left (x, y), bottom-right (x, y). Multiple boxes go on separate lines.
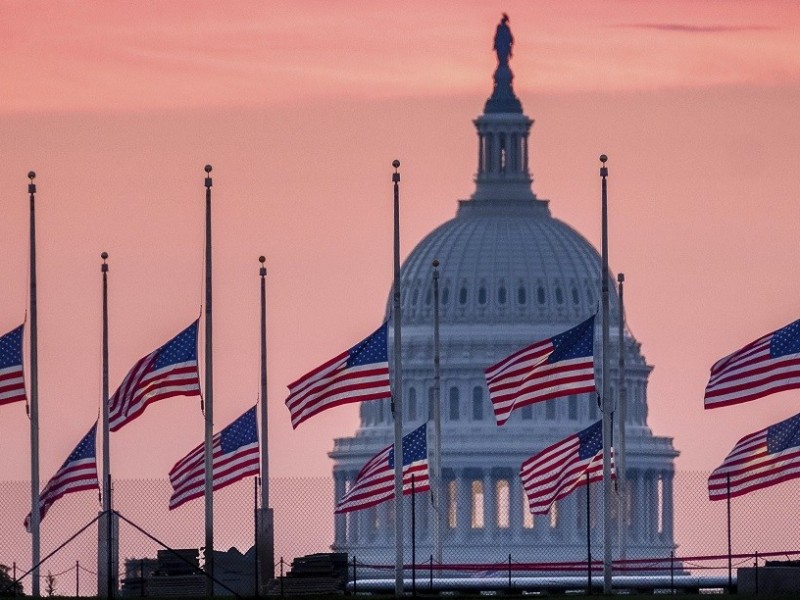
top-left (739, 566), bottom-right (800, 594)
top-left (257, 507), bottom-right (275, 591)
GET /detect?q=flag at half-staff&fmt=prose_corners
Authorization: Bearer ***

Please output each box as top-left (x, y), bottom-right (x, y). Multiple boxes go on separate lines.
top-left (24, 423), bottom-right (100, 530)
top-left (486, 315), bottom-right (597, 426)
top-left (704, 317), bottom-right (800, 410)
top-left (285, 322), bottom-right (390, 429)
top-left (109, 320), bottom-right (201, 431)
top-left (169, 405), bottom-right (260, 510)
top-left (0, 324), bottom-right (26, 407)
top-left (520, 420), bottom-right (612, 515)
top-left (709, 411), bottom-right (800, 500)
top-left (335, 423), bottom-right (429, 513)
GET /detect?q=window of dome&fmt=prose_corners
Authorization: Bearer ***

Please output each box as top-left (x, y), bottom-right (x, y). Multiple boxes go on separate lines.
top-left (425, 287), bottom-right (432, 305)
top-left (555, 287), bottom-right (564, 304)
top-left (478, 286), bottom-right (487, 305)
top-left (545, 401), bottom-right (556, 420)
top-left (408, 387), bottom-right (417, 421)
top-left (589, 394), bottom-right (598, 420)
top-left (442, 286), bottom-right (450, 305)
top-left (568, 395), bottom-right (578, 420)
top-left (572, 287), bottom-right (580, 305)
top-left (459, 286), bottom-right (468, 305)
top-left (521, 405), bottom-right (532, 420)
top-left (449, 387), bottom-right (460, 420)
top-left (537, 287), bottom-right (546, 304)
top-left (472, 386), bottom-right (483, 420)
top-left (428, 387), bottom-right (435, 420)
top-left (411, 287), bottom-right (419, 306)
top-left (498, 286), bottom-right (507, 304)
top-left (518, 286), bottom-right (526, 304)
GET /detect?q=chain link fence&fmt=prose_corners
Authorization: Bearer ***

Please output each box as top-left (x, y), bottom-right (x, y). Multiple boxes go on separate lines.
top-left (0, 472), bottom-right (798, 595)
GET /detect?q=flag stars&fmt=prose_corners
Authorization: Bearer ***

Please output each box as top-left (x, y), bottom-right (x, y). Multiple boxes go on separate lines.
top-left (0, 325), bottom-right (24, 369)
top-left (770, 319), bottom-right (800, 358)
top-left (153, 322), bottom-right (199, 369)
top-left (347, 323), bottom-right (388, 368)
top-left (767, 413), bottom-right (800, 454)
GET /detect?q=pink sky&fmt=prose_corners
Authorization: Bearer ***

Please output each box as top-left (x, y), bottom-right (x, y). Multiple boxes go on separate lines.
top-left (1, 1), bottom-right (800, 486)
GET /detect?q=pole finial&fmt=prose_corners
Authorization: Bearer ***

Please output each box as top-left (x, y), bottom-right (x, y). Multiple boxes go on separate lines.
top-left (101, 252), bottom-right (109, 272)
top-left (392, 159), bottom-right (400, 170)
top-left (204, 165), bottom-right (213, 189)
top-left (599, 154), bottom-right (608, 177)
top-left (204, 164), bottom-right (213, 173)
top-left (259, 255), bottom-right (266, 264)
top-left (28, 171), bottom-right (36, 181)
top-left (432, 259), bottom-right (439, 268)
top-left (259, 256), bottom-right (266, 276)
top-left (392, 160), bottom-right (400, 183)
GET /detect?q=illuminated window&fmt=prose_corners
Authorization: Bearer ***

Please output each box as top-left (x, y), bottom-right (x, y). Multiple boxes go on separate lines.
top-left (471, 480), bottom-right (484, 528)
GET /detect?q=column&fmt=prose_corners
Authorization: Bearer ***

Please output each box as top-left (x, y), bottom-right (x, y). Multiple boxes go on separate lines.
top-left (457, 471), bottom-right (471, 539)
top-left (662, 471), bottom-right (674, 545)
top-left (484, 471), bottom-right (496, 540)
top-left (510, 474), bottom-right (523, 542)
top-left (348, 472), bottom-right (360, 544)
top-left (334, 472), bottom-right (347, 546)
top-left (492, 129), bottom-right (501, 174)
top-left (634, 470), bottom-right (646, 543)
top-left (478, 133), bottom-right (485, 174)
top-left (523, 134), bottom-right (529, 174)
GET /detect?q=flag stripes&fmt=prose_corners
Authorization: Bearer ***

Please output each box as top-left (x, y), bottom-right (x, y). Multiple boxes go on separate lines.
top-left (705, 318), bottom-right (800, 409)
top-left (169, 406), bottom-right (260, 510)
top-left (0, 325), bottom-right (26, 407)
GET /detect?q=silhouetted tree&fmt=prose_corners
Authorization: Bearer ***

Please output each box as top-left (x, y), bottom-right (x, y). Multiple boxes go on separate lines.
top-left (0, 564), bottom-right (24, 596)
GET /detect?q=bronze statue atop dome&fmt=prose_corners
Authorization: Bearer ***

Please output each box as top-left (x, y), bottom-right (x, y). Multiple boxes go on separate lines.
top-left (494, 13), bottom-right (513, 67)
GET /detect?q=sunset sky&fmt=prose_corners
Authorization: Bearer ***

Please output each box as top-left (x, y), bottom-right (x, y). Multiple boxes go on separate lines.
top-left (1, 0), bottom-right (800, 486)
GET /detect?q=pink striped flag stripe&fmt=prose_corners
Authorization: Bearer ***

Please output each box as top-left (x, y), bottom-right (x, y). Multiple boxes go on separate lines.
top-left (704, 318), bottom-right (800, 409)
top-left (520, 420), bottom-right (613, 515)
top-left (708, 411), bottom-right (800, 500)
top-left (25, 424), bottom-right (99, 531)
top-left (286, 323), bottom-right (390, 429)
top-left (169, 406), bottom-right (260, 510)
top-left (486, 317), bottom-right (596, 426)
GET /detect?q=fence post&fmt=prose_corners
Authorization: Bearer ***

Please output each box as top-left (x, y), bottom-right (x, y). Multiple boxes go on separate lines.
top-left (12, 562), bottom-right (16, 597)
top-left (508, 554), bottom-right (512, 594)
top-left (670, 551), bottom-right (674, 595)
top-left (76, 561), bottom-right (80, 598)
top-left (429, 554), bottom-right (433, 592)
top-left (279, 557), bottom-right (284, 599)
top-left (754, 551), bottom-right (759, 595)
top-left (352, 556), bottom-right (356, 596)
top-left (140, 558), bottom-right (145, 597)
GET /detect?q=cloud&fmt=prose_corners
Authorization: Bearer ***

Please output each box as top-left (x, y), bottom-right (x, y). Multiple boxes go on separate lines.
top-left (618, 23), bottom-right (777, 34)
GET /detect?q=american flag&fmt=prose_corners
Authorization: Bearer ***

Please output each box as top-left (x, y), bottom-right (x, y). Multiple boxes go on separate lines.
top-left (286, 322), bottom-right (390, 429)
top-left (25, 423), bottom-right (99, 531)
top-left (169, 405), bottom-right (260, 510)
top-left (0, 325), bottom-right (26, 407)
top-left (704, 318), bottom-right (800, 409)
top-left (486, 316), bottom-right (597, 426)
top-left (520, 420), bottom-right (612, 515)
top-left (109, 321), bottom-right (201, 432)
top-left (335, 423), bottom-right (429, 513)
top-left (709, 411), bottom-right (800, 500)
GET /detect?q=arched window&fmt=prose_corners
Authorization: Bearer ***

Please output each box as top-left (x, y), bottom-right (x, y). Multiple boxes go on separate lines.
top-left (572, 287), bottom-right (580, 305)
top-left (472, 386), bottom-right (483, 420)
top-left (498, 286), bottom-right (507, 304)
top-left (518, 286), bottom-right (527, 304)
top-left (589, 394), bottom-right (599, 420)
top-left (537, 287), bottom-right (546, 304)
top-left (555, 287), bottom-right (564, 304)
top-left (478, 286), bottom-right (487, 305)
top-left (459, 286), bottom-right (468, 305)
top-left (521, 405), bottom-right (533, 420)
top-left (442, 285), bottom-right (450, 305)
top-left (449, 387), bottom-right (460, 420)
top-left (472, 480), bottom-right (484, 528)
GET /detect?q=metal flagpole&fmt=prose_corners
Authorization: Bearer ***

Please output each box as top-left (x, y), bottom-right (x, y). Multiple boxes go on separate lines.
top-left (99, 252), bottom-right (114, 598)
top-left (431, 259), bottom-right (442, 566)
top-left (599, 154), bottom-right (613, 594)
top-left (203, 165), bottom-right (215, 596)
top-left (727, 474), bottom-right (732, 591)
top-left (391, 160), bottom-right (405, 597)
top-left (586, 471), bottom-right (591, 595)
top-left (258, 256), bottom-right (275, 586)
top-left (616, 273), bottom-right (627, 561)
top-left (28, 171), bottom-right (41, 598)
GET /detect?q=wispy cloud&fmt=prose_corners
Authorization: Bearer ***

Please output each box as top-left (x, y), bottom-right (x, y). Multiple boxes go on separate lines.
top-left (618, 23), bottom-right (777, 34)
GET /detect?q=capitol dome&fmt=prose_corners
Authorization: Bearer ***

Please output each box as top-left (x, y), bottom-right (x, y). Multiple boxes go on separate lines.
top-left (330, 17), bottom-right (677, 569)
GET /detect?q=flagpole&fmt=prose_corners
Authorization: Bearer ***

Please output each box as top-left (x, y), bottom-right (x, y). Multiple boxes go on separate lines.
top-left (727, 474), bottom-right (732, 591)
top-left (28, 171), bottom-right (41, 598)
top-left (616, 273), bottom-right (627, 561)
top-left (586, 471), bottom-right (591, 595)
top-left (203, 165), bottom-right (215, 596)
top-left (391, 159), bottom-right (405, 598)
top-left (258, 255), bottom-right (274, 586)
top-left (100, 251), bottom-right (114, 598)
top-left (599, 154), bottom-right (613, 594)
top-left (431, 259), bottom-right (442, 566)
